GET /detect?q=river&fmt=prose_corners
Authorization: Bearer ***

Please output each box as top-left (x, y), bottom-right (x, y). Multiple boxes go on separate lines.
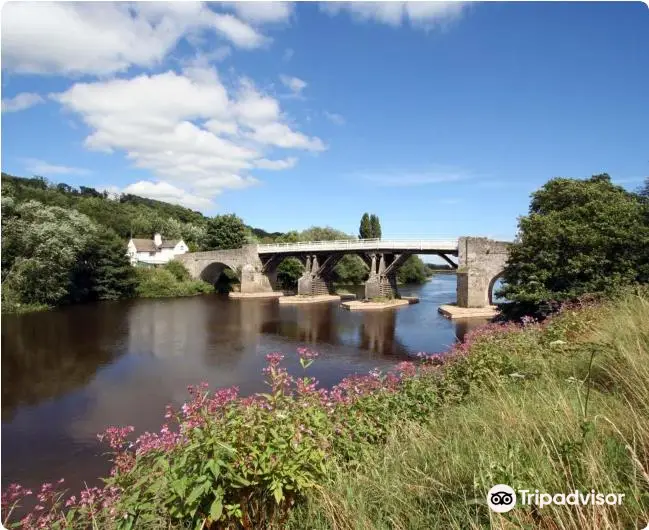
top-left (2, 274), bottom-right (490, 494)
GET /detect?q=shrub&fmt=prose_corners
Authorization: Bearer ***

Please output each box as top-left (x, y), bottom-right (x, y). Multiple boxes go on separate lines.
top-left (163, 260), bottom-right (191, 282)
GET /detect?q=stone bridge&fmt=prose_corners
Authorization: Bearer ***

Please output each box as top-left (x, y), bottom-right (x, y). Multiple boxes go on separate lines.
top-left (175, 237), bottom-right (510, 308)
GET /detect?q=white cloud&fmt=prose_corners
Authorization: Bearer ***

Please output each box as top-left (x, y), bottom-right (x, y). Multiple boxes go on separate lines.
top-left (245, 122), bottom-right (326, 150)
top-left (211, 13), bottom-right (268, 49)
top-left (22, 158), bottom-right (91, 176)
top-left (221, 2), bottom-right (294, 24)
top-left (1, 2), bottom-right (268, 76)
top-left (1, 92), bottom-right (45, 113)
top-left (52, 67), bottom-right (324, 206)
top-left (323, 111), bottom-right (345, 125)
top-left (122, 181), bottom-right (214, 210)
top-left (321, 2), bottom-right (467, 29)
top-left (255, 157), bottom-right (298, 170)
top-left (279, 74), bottom-right (307, 95)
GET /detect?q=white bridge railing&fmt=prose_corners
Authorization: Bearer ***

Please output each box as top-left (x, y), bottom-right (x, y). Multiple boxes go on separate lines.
top-left (257, 238), bottom-right (459, 254)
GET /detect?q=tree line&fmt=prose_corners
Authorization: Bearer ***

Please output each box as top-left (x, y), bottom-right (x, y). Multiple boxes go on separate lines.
top-left (0, 174), bottom-right (432, 311)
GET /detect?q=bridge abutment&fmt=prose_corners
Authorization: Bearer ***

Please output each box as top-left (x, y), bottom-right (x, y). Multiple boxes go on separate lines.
top-left (456, 237), bottom-right (509, 308)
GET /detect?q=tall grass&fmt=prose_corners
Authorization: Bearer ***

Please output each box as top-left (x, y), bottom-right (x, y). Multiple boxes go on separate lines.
top-left (289, 290), bottom-right (649, 530)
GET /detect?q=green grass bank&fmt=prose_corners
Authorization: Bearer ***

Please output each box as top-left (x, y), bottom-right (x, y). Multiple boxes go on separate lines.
top-left (288, 289), bottom-right (649, 530)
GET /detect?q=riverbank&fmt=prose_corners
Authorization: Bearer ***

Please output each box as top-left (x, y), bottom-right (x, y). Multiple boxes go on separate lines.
top-left (5, 288), bottom-right (647, 529)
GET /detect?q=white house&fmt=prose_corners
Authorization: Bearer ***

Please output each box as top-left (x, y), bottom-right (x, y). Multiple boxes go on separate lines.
top-left (126, 233), bottom-right (188, 266)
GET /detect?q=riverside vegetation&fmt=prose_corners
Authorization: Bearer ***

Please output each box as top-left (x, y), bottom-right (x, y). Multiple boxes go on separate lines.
top-left (2, 288), bottom-right (648, 529)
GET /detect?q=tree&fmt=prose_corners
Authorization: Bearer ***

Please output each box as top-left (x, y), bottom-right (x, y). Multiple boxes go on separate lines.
top-left (397, 256), bottom-right (428, 284)
top-left (369, 214), bottom-right (382, 239)
top-left (2, 200), bottom-right (98, 307)
top-left (500, 174), bottom-right (649, 317)
top-left (359, 213), bottom-right (372, 239)
top-left (334, 255), bottom-right (369, 284)
top-left (69, 230), bottom-right (137, 302)
top-left (276, 258), bottom-right (304, 290)
top-left (205, 214), bottom-right (247, 250)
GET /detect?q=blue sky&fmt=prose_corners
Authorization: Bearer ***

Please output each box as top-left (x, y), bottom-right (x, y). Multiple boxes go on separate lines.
top-left (2, 1), bottom-right (648, 240)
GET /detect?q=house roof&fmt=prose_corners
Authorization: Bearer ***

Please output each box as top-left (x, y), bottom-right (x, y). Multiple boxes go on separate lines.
top-left (130, 238), bottom-right (183, 252)
top-left (131, 238), bottom-right (157, 252)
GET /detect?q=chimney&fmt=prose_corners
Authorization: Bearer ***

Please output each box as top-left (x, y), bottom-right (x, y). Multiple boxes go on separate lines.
top-left (153, 233), bottom-right (162, 247)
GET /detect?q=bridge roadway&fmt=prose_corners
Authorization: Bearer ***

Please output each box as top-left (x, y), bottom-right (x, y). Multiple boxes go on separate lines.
top-left (256, 238), bottom-right (459, 256)
top-left (176, 237), bottom-right (510, 308)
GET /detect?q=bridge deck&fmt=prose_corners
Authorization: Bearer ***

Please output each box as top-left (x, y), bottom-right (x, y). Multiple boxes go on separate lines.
top-left (257, 238), bottom-right (459, 255)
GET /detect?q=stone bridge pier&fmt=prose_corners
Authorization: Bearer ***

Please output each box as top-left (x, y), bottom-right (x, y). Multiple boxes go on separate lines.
top-left (456, 237), bottom-right (510, 308)
top-left (363, 253), bottom-right (411, 300)
top-left (297, 254), bottom-right (342, 296)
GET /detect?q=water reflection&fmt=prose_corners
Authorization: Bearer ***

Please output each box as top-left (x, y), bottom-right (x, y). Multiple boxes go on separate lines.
top-left (2, 274), bottom-right (491, 493)
top-left (2, 301), bottom-right (128, 419)
top-left (359, 311), bottom-right (408, 357)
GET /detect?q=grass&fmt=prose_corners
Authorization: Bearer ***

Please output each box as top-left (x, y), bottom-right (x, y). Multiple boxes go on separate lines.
top-left (288, 289), bottom-right (649, 530)
top-left (0, 301), bottom-right (51, 314)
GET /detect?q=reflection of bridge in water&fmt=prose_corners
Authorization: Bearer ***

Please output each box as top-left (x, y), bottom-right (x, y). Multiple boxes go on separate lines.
top-left (178, 237), bottom-right (511, 308)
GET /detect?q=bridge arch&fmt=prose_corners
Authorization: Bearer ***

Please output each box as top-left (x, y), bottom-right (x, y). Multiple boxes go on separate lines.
top-left (199, 262), bottom-right (240, 284)
top-left (487, 271), bottom-right (506, 306)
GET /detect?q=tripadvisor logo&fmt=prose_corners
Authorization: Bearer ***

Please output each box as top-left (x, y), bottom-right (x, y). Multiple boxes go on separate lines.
top-left (486, 484), bottom-right (625, 513)
top-left (487, 484), bottom-right (516, 513)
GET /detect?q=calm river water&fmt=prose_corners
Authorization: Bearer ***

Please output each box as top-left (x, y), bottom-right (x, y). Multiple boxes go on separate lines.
top-left (2, 274), bottom-right (489, 493)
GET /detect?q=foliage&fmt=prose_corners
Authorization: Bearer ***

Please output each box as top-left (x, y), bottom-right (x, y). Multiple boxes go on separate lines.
top-left (333, 255), bottom-right (368, 285)
top-left (299, 226), bottom-right (353, 242)
top-left (369, 214), bottom-right (382, 239)
top-left (1, 199), bottom-right (98, 308)
top-left (135, 267), bottom-right (213, 298)
top-left (68, 230), bottom-right (138, 303)
top-left (163, 260), bottom-right (191, 283)
top-left (500, 174), bottom-right (649, 318)
top-left (397, 255), bottom-right (429, 284)
top-left (276, 258), bottom-right (304, 290)
top-left (205, 214), bottom-right (247, 250)
top-left (359, 213), bottom-right (381, 239)
top-left (359, 213), bottom-right (372, 239)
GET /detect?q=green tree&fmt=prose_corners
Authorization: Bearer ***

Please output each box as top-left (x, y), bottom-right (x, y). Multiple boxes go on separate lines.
top-left (69, 230), bottom-right (137, 302)
top-left (300, 226), bottom-right (352, 241)
top-left (359, 213), bottom-right (372, 239)
top-left (369, 214), bottom-right (382, 239)
top-left (205, 214), bottom-right (247, 250)
top-left (397, 256), bottom-right (428, 284)
top-left (334, 255), bottom-right (369, 285)
top-left (276, 258), bottom-right (304, 290)
top-left (500, 174), bottom-right (649, 317)
top-left (2, 200), bottom-right (98, 307)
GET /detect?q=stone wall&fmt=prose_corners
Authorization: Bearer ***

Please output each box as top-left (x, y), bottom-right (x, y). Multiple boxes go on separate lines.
top-left (175, 245), bottom-right (273, 293)
top-left (456, 237), bottom-right (510, 308)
